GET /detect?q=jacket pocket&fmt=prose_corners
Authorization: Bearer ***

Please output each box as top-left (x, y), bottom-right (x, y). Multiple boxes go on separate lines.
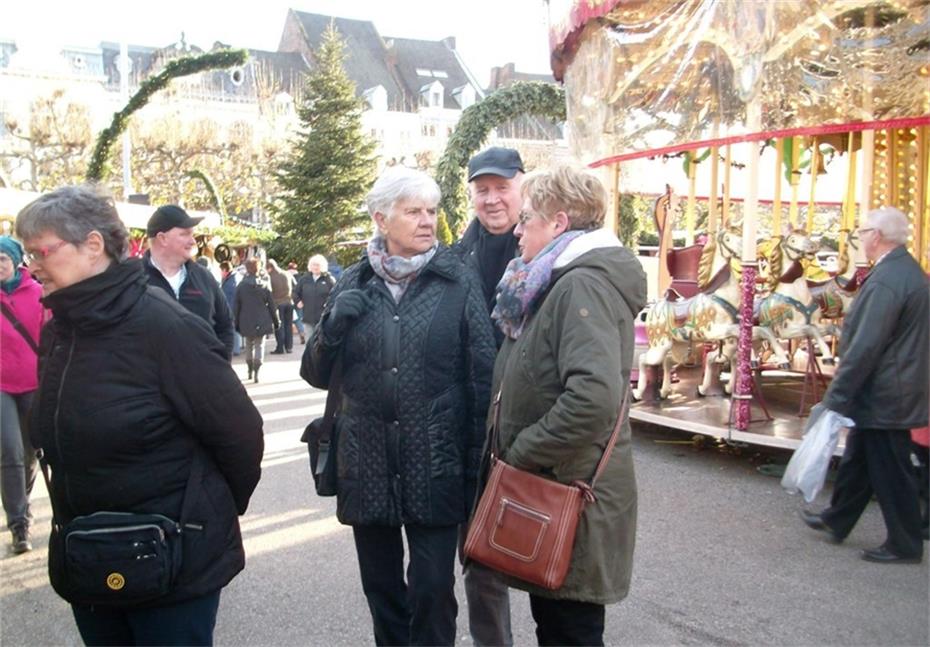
top-left (427, 387), bottom-right (465, 478)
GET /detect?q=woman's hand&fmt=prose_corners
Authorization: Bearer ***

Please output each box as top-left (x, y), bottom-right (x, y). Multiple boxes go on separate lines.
top-left (323, 289), bottom-right (372, 338)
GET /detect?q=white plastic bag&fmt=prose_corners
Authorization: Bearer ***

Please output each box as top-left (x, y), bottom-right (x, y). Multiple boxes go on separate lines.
top-left (781, 404), bottom-right (853, 503)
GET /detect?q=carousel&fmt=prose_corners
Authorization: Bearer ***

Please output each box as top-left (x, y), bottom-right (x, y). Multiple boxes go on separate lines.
top-left (548, 0), bottom-right (930, 449)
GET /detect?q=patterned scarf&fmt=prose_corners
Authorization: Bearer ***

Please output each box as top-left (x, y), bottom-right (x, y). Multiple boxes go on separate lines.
top-left (491, 230), bottom-right (585, 339)
top-left (367, 234), bottom-right (437, 302)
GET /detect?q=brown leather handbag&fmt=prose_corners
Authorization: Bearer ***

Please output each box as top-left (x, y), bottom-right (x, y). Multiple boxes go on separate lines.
top-left (464, 390), bottom-right (630, 590)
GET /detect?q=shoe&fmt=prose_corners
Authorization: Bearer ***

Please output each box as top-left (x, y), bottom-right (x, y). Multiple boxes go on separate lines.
top-left (800, 509), bottom-right (843, 544)
top-left (285, 348), bottom-right (293, 354)
top-left (861, 545), bottom-right (922, 564)
top-left (270, 349), bottom-right (285, 355)
top-left (11, 526), bottom-right (31, 554)
top-left (299, 335), bottom-right (306, 345)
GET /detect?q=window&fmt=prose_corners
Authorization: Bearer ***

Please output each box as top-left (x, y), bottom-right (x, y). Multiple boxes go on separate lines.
top-left (431, 70), bottom-right (448, 79)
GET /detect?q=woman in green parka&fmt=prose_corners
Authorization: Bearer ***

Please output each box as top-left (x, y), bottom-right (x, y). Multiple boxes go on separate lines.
top-left (483, 166), bottom-right (646, 646)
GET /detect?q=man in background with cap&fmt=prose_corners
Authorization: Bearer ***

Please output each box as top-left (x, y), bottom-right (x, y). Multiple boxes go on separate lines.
top-left (144, 205), bottom-right (234, 357)
top-left (454, 146), bottom-right (524, 647)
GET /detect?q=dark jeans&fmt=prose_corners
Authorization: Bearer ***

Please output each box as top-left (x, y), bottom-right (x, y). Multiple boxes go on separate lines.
top-left (529, 594), bottom-right (605, 647)
top-left (1, 391), bottom-right (36, 530)
top-left (822, 428), bottom-right (923, 557)
top-left (274, 304), bottom-right (294, 351)
top-left (71, 590), bottom-right (221, 646)
top-left (353, 523), bottom-right (458, 646)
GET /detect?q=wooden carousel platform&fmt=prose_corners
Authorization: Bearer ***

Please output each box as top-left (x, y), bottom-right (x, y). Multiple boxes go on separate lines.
top-left (629, 359), bottom-right (846, 453)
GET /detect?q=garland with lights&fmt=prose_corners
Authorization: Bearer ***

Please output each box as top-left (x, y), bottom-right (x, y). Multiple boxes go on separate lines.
top-left (436, 81), bottom-right (566, 232)
top-left (86, 49), bottom-right (249, 181)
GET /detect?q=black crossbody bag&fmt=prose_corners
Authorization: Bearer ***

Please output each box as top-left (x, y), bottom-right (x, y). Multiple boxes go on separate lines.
top-left (300, 356), bottom-right (343, 497)
top-left (39, 455), bottom-right (194, 607)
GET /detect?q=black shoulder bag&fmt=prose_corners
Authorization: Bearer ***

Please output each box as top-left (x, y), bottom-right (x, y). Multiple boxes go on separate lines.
top-left (39, 455), bottom-right (192, 607)
top-left (300, 356), bottom-right (342, 497)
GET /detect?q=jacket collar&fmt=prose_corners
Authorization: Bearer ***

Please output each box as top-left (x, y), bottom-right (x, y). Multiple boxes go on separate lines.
top-left (359, 245), bottom-right (458, 283)
top-left (42, 258), bottom-right (148, 333)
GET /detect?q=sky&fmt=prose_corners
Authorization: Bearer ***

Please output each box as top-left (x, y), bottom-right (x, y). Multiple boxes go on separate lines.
top-left (4, 0), bottom-right (555, 87)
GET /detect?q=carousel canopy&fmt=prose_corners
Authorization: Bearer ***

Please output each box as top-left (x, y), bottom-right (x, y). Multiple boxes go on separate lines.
top-left (550, 0), bottom-right (930, 165)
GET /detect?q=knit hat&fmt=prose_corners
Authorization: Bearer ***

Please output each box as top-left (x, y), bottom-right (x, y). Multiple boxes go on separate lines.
top-left (0, 236), bottom-right (24, 267)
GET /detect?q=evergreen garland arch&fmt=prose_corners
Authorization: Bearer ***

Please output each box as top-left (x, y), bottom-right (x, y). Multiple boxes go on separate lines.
top-left (183, 169), bottom-right (226, 219)
top-left (436, 81), bottom-right (566, 233)
top-left (86, 49), bottom-right (249, 182)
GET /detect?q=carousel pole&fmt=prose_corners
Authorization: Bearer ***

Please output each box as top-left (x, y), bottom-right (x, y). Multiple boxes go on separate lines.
top-left (919, 126), bottom-right (930, 271)
top-left (840, 132), bottom-right (857, 261)
top-left (788, 136), bottom-right (801, 228)
top-left (856, 129), bottom-right (876, 282)
top-left (807, 137), bottom-right (819, 232)
top-left (686, 154), bottom-right (698, 245)
top-left (734, 104), bottom-right (761, 431)
top-left (772, 138), bottom-right (783, 235)
top-left (723, 144), bottom-right (732, 227)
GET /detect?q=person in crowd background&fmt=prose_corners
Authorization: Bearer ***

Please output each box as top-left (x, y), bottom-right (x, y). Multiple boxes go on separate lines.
top-left (0, 236), bottom-right (43, 555)
top-left (480, 166), bottom-right (646, 646)
top-left (800, 206), bottom-right (928, 564)
top-left (451, 146), bottom-right (525, 646)
top-left (266, 258), bottom-right (295, 354)
top-left (16, 185), bottom-right (264, 645)
top-left (293, 254), bottom-right (335, 344)
top-left (286, 261), bottom-right (306, 344)
top-left (143, 205), bottom-right (234, 357)
top-left (219, 260), bottom-right (242, 356)
top-left (302, 167), bottom-right (496, 646)
top-left (235, 258), bottom-right (279, 383)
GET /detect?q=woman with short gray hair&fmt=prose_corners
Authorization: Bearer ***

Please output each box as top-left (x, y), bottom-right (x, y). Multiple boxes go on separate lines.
top-left (302, 167), bottom-right (496, 645)
top-left (16, 184), bottom-right (264, 645)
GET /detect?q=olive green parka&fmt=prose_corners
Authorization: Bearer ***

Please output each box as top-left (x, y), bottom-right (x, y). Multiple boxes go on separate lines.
top-left (487, 230), bottom-right (647, 604)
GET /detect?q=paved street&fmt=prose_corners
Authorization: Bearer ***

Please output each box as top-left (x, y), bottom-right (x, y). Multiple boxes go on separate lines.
top-left (2, 348), bottom-right (927, 646)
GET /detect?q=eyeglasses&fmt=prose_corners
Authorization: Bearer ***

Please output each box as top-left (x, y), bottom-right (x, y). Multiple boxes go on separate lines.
top-left (24, 240), bottom-right (70, 264)
top-left (517, 211), bottom-right (535, 225)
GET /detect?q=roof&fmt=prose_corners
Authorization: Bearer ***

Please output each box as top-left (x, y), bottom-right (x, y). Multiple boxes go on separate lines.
top-left (287, 11), bottom-right (482, 112)
top-left (291, 11), bottom-right (406, 109)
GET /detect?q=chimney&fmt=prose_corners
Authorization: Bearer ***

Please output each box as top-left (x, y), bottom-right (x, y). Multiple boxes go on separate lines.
top-left (441, 36), bottom-right (456, 50)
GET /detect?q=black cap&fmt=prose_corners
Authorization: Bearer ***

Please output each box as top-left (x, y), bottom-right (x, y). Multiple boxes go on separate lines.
top-left (467, 147), bottom-right (524, 182)
top-left (147, 205), bottom-right (204, 237)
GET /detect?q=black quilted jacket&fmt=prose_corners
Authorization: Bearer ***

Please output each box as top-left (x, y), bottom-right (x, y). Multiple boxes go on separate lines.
top-left (301, 247), bottom-right (496, 527)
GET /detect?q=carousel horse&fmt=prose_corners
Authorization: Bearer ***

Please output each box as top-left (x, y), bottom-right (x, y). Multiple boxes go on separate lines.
top-left (633, 226), bottom-right (791, 400)
top-left (756, 229), bottom-right (836, 364)
top-left (807, 230), bottom-right (861, 321)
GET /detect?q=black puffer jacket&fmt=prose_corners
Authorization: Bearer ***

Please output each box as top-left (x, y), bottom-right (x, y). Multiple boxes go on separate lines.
top-left (32, 259), bottom-right (264, 607)
top-left (143, 252), bottom-right (234, 357)
top-left (294, 273), bottom-right (335, 325)
top-left (301, 247), bottom-right (496, 527)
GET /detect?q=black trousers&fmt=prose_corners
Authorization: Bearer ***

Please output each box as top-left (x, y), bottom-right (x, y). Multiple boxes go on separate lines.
top-left (822, 428), bottom-right (923, 557)
top-left (274, 304), bottom-right (294, 351)
top-left (353, 523), bottom-right (458, 646)
top-left (71, 590), bottom-right (221, 646)
top-left (529, 594), bottom-right (605, 646)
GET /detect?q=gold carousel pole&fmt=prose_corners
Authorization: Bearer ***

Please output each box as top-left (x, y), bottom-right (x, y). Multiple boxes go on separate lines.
top-left (807, 136), bottom-right (819, 232)
top-left (686, 154), bottom-right (698, 245)
top-left (840, 131), bottom-right (857, 260)
top-left (788, 136), bottom-right (801, 228)
top-left (919, 126), bottom-right (930, 271)
top-left (723, 144), bottom-right (732, 227)
top-left (772, 138), bottom-right (783, 235)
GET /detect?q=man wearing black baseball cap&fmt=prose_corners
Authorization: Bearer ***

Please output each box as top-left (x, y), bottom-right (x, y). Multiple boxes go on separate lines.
top-left (454, 146), bottom-right (523, 647)
top-left (144, 205), bottom-right (234, 357)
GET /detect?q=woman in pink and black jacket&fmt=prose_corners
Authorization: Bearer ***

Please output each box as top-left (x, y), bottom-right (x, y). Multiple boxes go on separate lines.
top-left (0, 235), bottom-right (45, 554)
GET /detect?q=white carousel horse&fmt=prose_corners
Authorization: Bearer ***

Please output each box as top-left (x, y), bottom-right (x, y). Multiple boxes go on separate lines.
top-left (756, 229), bottom-right (836, 364)
top-left (633, 226), bottom-right (791, 400)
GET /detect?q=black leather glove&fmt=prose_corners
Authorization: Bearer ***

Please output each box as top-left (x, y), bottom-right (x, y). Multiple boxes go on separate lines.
top-left (322, 289), bottom-right (371, 339)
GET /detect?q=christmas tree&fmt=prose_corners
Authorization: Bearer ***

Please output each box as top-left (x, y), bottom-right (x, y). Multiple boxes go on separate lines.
top-left (270, 23), bottom-right (377, 264)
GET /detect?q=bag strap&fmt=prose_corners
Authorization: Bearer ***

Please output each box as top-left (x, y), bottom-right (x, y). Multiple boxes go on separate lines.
top-left (1, 301), bottom-right (39, 354)
top-left (320, 354), bottom-right (343, 439)
top-left (489, 388), bottom-right (631, 499)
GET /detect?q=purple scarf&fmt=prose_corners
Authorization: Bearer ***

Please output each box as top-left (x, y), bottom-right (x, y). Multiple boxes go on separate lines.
top-left (491, 231), bottom-right (585, 339)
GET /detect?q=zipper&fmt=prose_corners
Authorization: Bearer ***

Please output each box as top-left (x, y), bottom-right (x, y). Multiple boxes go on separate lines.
top-left (68, 524), bottom-right (166, 542)
top-left (53, 333), bottom-right (77, 511)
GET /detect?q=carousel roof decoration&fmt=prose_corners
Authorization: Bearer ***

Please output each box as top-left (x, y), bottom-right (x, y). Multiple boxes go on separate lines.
top-left (549, 0), bottom-right (930, 165)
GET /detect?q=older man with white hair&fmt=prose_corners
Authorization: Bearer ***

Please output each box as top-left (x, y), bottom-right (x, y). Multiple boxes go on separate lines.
top-left (801, 206), bottom-right (928, 563)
